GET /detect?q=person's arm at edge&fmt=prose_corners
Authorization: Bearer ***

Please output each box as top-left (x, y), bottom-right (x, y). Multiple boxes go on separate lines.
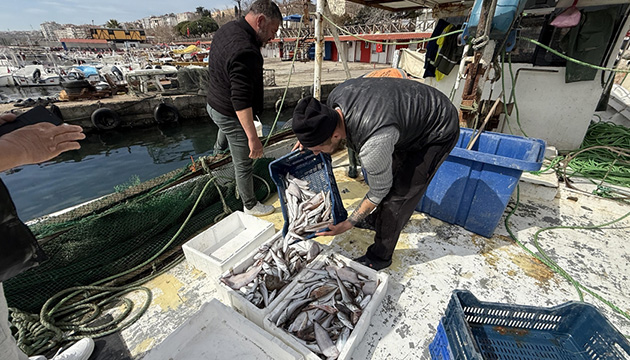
top-left (0, 121), bottom-right (85, 172)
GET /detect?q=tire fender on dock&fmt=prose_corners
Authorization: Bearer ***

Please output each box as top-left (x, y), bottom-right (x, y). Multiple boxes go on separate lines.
top-left (91, 108), bottom-right (120, 130)
top-left (153, 103), bottom-right (180, 123)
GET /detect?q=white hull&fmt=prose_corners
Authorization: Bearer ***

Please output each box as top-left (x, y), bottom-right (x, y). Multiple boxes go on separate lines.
top-left (13, 75), bottom-right (60, 87)
top-left (0, 74), bottom-right (14, 86)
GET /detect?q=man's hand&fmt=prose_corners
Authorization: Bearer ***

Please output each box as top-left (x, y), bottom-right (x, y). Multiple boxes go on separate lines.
top-left (291, 140), bottom-right (303, 152)
top-left (0, 123), bottom-right (85, 166)
top-left (0, 112), bottom-right (17, 125)
top-left (248, 136), bottom-right (264, 159)
top-left (316, 220), bottom-right (353, 237)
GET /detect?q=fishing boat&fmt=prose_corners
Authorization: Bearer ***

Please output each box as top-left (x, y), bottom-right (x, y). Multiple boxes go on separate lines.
top-left (0, 66), bottom-right (15, 86)
top-left (12, 65), bottom-right (61, 87)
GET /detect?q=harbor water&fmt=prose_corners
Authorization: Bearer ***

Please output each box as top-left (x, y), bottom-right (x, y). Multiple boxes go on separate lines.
top-left (1, 109), bottom-right (293, 221)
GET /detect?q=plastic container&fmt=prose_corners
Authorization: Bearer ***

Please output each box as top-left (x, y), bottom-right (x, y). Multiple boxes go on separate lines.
top-left (429, 321), bottom-right (454, 360)
top-left (416, 128), bottom-right (545, 238)
top-left (141, 298), bottom-right (303, 360)
top-left (269, 150), bottom-right (348, 238)
top-left (182, 211), bottom-right (275, 281)
top-left (468, 0), bottom-right (527, 37)
top-left (216, 232), bottom-right (322, 328)
top-left (441, 290), bottom-right (630, 360)
top-left (263, 252), bottom-right (389, 360)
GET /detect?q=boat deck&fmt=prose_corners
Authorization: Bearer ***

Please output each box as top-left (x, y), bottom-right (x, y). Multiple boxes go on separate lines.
top-left (100, 149), bottom-right (630, 360)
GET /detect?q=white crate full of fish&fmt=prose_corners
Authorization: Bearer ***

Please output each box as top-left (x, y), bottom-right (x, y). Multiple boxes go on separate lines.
top-left (142, 298), bottom-right (303, 360)
top-left (263, 252), bottom-right (389, 360)
top-left (218, 231), bottom-right (324, 328)
top-left (182, 211), bottom-right (275, 282)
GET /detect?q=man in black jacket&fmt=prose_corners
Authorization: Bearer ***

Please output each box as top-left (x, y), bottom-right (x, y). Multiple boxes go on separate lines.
top-left (206, 0), bottom-right (281, 216)
top-left (292, 78), bottom-right (460, 270)
top-left (0, 112), bottom-right (94, 359)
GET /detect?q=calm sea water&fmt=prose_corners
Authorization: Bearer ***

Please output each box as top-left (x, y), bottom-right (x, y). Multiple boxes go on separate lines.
top-left (1, 110), bottom-right (292, 221)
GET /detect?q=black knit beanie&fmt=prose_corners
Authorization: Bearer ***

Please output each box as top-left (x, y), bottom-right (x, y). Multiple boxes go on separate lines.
top-left (292, 96), bottom-right (339, 147)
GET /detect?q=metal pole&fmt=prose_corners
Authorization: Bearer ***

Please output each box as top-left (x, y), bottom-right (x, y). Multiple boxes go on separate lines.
top-left (313, 0), bottom-right (325, 100)
top-left (323, 6), bottom-right (351, 80)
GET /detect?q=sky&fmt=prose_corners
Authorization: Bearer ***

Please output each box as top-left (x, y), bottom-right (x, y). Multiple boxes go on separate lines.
top-left (0, 0), bottom-right (235, 31)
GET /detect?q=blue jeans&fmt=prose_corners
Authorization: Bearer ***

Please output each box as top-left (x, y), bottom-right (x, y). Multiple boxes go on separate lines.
top-left (206, 104), bottom-right (257, 209)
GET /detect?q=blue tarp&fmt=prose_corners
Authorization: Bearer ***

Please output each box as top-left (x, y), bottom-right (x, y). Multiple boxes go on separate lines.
top-left (75, 66), bottom-right (98, 77)
top-left (283, 14), bottom-right (302, 22)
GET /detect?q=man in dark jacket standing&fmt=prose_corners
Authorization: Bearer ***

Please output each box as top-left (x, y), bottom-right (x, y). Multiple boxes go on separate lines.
top-left (206, 0), bottom-right (282, 216)
top-left (291, 78), bottom-right (460, 270)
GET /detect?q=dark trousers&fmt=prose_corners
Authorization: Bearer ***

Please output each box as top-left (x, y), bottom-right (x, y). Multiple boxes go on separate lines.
top-left (366, 134), bottom-right (458, 262)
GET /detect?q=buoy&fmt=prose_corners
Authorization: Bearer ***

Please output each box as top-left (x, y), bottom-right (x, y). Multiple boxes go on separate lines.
top-left (91, 108), bottom-right (120, 130)
top-left (153, 103), bottom-right (179, 123)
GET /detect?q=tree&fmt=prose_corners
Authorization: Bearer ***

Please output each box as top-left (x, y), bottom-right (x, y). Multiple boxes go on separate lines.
top-left (148, 25), bottom-right (177, 43)
top-left (196, 6), bottom-right (213, 18)
top-left (106, 19), bottom-right (121, 28)
top-left (175, 21), bottom-right (191, 36)
top-left (174, 17), bottom-right (218, 36)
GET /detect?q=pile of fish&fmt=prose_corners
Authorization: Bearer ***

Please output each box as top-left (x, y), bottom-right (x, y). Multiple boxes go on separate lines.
top-left (270, 254), bottom-right (380, 359)
top-left (220, 233), bottom-right (322, 309)
top-left (283, 174), bottom-right (334, 244)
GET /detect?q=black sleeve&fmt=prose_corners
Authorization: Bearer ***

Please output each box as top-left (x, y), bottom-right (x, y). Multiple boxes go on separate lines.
top-left (228, 50), bottom-right (262, 112)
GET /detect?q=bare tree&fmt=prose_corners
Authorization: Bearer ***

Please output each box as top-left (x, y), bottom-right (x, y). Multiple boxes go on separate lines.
top-left (148, 25), bottom-right (177, 43)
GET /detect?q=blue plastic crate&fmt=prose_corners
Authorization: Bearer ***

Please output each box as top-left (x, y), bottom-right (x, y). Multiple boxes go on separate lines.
top-left (417, 128), bottom-right (546, 238)
top-left (430, 320), bottom-right (454, 360)
top-left (442, 290), bottom-right (630, 360)
top-left (269, 150), bottom-right (348, 238)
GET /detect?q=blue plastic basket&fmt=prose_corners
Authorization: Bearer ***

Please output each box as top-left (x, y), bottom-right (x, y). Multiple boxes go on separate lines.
top-left (430, 321), bottom-right (454, 360)
top-left (442, 290), bottom-right (630, 360)
top-left (417, 128), bottom-right (546, 238)
top-left (269, 150), bottom-right (348, 238)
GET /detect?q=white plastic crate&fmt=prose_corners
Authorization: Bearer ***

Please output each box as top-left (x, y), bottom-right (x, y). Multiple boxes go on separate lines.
top-left (182, 211), bottom-right (275, 282)
top-left (217, 233), bottom-right (323, 328)
top-left (263, 252), bottom-right (389, 360)
top-left (142, 298), bottom-right (303, 360)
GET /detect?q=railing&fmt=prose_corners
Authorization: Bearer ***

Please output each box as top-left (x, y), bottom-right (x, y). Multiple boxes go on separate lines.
top-left (279, 17), bottom-right (435, 39)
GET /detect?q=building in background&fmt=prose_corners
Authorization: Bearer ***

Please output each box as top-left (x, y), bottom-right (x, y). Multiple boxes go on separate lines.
top-left (41, 22), bottom-right (63, 41)
top-left (176, 12), bottom-right (197, 23)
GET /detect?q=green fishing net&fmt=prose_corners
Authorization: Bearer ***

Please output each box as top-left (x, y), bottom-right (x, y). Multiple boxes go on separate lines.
top-left (4, 158), bottom-right (275, 313)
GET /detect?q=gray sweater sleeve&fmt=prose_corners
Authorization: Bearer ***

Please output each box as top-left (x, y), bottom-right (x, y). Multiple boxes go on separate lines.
top-left (359, 126), bottom-right (399, 205)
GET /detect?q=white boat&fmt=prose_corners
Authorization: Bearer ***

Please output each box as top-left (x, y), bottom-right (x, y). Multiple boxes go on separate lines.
top-left (12, 65), bottom-right (61, 87)
top-left (0, 66), bottom-right (15, 86)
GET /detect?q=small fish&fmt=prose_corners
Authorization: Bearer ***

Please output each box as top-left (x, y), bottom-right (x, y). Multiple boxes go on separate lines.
top-left (362, 280), bottom-right (378, 296)
top-left (288, 311), bottom-right (309, 333)
top-left (336, 311), bottom-right (354, 330)
top-left (221, 261), bottom-right (262, 290)
top-left (359, 294), bottom-right (372, 310)
top-left (336, 326), bottom-right (350, 352)
top-left (314, 321), bottom-right (340, 358)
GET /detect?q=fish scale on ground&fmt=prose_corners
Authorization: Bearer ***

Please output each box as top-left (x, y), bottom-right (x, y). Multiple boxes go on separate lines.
top-left (270, 254), bottom-right (381, 360)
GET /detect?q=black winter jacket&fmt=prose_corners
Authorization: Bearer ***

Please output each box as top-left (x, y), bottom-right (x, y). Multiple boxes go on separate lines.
top-left (326, 77), bottom-right (460, 152)
top-left (206, 18), bottom-right (264, 118)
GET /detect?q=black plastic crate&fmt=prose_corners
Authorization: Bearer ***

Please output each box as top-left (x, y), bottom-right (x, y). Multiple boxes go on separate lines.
top-left (268, 150), bottom-right (347, 238)
top-left (442, 290), bottom-right (630, 360)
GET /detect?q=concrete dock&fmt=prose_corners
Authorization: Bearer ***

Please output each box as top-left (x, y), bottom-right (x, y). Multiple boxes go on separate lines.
top-left (96, 145), bottom-right (630, 360)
